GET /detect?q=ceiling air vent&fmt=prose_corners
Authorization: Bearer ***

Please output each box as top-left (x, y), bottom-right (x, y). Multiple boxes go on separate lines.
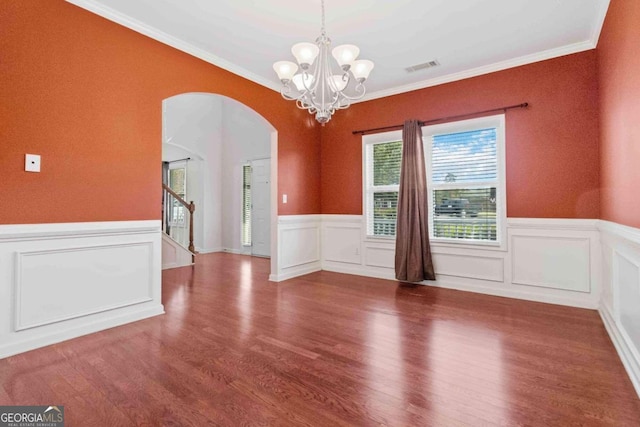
top-left (405, 60), bottom-right (440, 73)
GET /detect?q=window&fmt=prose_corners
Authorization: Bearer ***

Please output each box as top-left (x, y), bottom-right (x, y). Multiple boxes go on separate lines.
top-left (168, 166), bottom-right (187, 226)
top-left (425, 115), bottom-right (505, 245)
top-left (364, 131), bottom-right (402, 237)
top-left (363, 115), bottom-right (505, 246)
top-left (241, 164), bottom-right (252, 246)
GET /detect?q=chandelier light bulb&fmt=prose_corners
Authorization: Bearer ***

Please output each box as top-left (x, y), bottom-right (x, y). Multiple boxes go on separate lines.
top-left (273, 61), bottom-right (298, 82)
top-left (331, 44), bottom-right (360, 70)
top-left (291, 43), bottom-right (320, 70)
top-left (351, 60), bottom-right (375, 82)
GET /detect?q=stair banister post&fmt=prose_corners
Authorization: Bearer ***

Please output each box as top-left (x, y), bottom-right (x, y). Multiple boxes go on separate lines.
top-left (188, 201), bottom-right (195, 253)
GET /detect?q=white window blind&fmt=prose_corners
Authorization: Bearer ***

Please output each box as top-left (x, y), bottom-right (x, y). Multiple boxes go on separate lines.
top-left (426, 115), bottom-right (505, 244)
top-left (242, 164), bottom-right (252, 246)
top-left (365, 139), bottom-right (402, 237)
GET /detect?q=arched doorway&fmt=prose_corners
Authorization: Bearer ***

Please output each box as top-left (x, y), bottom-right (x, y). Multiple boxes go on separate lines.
top-left (162, 93), bottom-right (278, 277)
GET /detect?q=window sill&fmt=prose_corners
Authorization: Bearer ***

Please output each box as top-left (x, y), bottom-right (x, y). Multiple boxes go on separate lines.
top-left (364, 235), bottom-right (396, 244)
top-left (364, 235), bottom-right (506, 252)
top-left (430, 238), bottom-right (506, 252)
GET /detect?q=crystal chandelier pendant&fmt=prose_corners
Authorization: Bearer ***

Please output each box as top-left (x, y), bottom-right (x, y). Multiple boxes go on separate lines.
top-left (273, 0), bottom-right (374, 125)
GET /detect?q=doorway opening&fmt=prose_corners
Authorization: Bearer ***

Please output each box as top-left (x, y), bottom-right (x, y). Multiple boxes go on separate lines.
top-left (161, 93), bottom-right (278, 274)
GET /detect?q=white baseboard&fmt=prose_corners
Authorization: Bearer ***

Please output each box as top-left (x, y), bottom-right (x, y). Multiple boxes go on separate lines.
top-left (322, 261), bottom-right (597, 309)
top-left (198, 247), bottom-right (223, 254)
top-left (322, 261), bottom-right (395, 280)
top-left (269, 262), bottom-right (321, 282)
top-left (222, 247), bottom-right (252, 255)
top-left (599, 303), bottom-right (640, 397)
top-left (0, 304), bottom-right (164, 359)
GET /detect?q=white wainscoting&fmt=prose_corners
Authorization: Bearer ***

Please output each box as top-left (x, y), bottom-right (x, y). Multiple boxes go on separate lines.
top-left (269, 215), bottom-right (322, 281)
top-left (321, 215), bottom-right (601, 309)
top-left (162, 233), bottom-right (194, 269)
top-left (599, 220), bottom-right (640, 397)
top-left (0, 221), bottom-right (164, 359)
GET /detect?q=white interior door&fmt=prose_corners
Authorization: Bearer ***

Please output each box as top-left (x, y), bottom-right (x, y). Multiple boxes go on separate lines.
top-left (251, 158), bottom-right (271, 257)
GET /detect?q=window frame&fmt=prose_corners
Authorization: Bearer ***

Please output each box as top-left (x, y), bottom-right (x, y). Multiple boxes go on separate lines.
top-left (362, 129), bottom-right (403, 241)
top-left (241, 163), bottom-right (252, 247)
top-left (168, 161), bottom-right (188, 227)
top-left (361, 115), bottom-right (507, 250)
top-left (424, 114), bottom-right (507, 250)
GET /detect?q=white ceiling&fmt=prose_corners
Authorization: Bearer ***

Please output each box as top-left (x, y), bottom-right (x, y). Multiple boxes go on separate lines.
top-left (67, 0), bottom-right (610, 101)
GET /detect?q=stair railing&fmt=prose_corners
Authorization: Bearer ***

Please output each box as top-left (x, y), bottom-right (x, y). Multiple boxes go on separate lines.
top-left (162, 184), bottom-right (195, 253)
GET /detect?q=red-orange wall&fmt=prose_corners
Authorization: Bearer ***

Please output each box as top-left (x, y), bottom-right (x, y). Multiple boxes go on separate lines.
top-left (2, 1), bottom-right (611, 225)
top-left (1, 0), bottom-right (321, 224)
top-left (597, 0), bottom-right (640, 229)
top-left (321, 52), bottom-right (601, 219)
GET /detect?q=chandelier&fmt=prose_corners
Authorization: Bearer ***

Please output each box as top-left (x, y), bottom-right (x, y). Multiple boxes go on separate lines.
top-left (272, 0), bottom-right (374, 124)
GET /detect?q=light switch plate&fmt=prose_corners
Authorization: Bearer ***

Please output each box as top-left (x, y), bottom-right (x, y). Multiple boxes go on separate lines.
top-left (25, 154), bottom-right (41, 172)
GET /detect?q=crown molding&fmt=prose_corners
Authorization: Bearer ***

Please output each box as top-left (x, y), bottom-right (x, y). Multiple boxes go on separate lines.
top-left (65, 0), bottom-right (282, 92)
top-left (67, 0), bottom-right (610, 103)
top-left (359, 40), bottom-right (597, 103)
top-left (590, 0), bottom-right (611, 48)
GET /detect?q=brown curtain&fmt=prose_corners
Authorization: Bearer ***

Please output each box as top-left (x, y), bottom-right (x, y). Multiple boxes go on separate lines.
top-left (395, 120), bottom-right (436, 282)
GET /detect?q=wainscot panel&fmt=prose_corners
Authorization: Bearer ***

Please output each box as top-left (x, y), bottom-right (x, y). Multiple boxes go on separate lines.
top-left (599, 220), bottom-right (640, 397)
top-left (270, 215), bottom-right (321, 281)
top-left (0, 221), bottom-right (164, 359)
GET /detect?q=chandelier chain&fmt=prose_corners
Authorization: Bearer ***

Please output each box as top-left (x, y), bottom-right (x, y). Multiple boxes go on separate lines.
top-left (320, 0), bottom-right (326, 36)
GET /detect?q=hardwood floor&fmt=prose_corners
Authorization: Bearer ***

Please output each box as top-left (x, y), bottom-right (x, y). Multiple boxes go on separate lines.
top-left (1, 253), bottom-right (639, 426)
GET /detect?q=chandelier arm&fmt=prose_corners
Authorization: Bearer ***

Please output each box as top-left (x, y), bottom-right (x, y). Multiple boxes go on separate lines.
top-left (326, 70), bottom-right (349, 94)
top-left (335, 98), bottom-right (352, 110)
top-left (300, 59), bottom-right (319, 96)
top-left (281, 84), bottom-right (308, 102)
top-left (330, 90), bottom-right (351, 110)
top-left (336, 82), bottom-right (367, 101)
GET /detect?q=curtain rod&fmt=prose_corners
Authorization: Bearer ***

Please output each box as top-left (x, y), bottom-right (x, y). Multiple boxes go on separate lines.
top-left (352, 102), bottom-right (529, 135)
top-left (166, 157), bottom-right (191, 163)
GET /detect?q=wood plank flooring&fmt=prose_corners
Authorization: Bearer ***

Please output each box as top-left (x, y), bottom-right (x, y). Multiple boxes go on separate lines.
top-left (1, 253), bottom-right (639, 426)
